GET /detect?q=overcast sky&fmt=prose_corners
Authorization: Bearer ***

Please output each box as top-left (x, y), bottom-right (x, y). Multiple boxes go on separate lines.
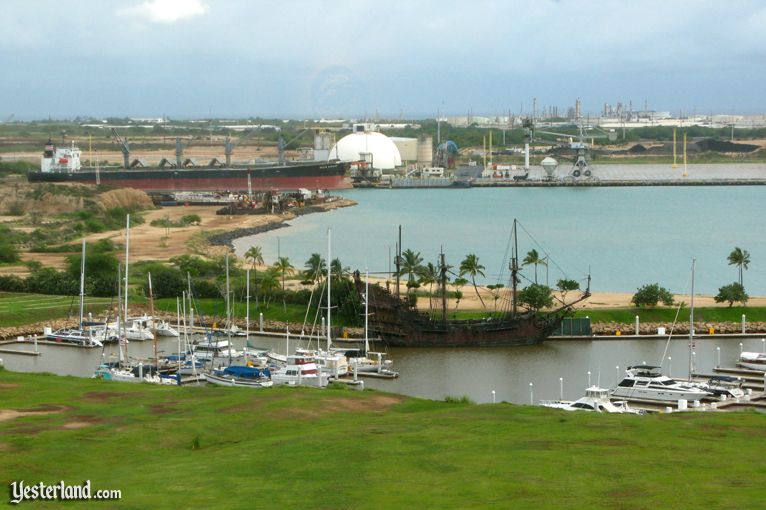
top-left (2, 0), bottom-right (765, 119)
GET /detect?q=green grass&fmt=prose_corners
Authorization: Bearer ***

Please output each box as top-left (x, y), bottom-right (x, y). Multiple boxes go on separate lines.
top-left (0, 292), bottom-right (114, 327)
top-left (572, 306), bottom-right (766, 323)
top-left (0, 371), bottom-right (764, 509)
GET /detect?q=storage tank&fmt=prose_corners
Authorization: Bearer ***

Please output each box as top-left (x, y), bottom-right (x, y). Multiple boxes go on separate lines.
top-left (390, 137), bottom-right (418, 162)
top-left (314, 130), bottom-right (333, 162)
top-left (416, 135), bottom-right (433, 167)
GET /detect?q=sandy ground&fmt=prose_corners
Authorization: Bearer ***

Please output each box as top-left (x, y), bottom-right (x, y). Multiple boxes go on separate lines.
top-left (6, 199), bottom-right (355, 273)
top-left (362, 277), bottom-right (766, 310)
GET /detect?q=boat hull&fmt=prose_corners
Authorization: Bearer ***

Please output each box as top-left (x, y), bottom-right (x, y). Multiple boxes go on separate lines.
top-left (356, 276), bottom-right (561, 347)
top-left (204, 373), bottom-right (273, 388)
top-left (27, 162), bottom-right (351, 193)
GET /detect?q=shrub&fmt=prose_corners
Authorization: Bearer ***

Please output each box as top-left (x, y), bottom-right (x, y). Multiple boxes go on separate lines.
top-left (145, 266), bottom-right (185, 299)
top-left (631, 283), bottom-right (675, 308)
top-left (190, 279), bottom-right (222, 298)
top-left (714, 282), bottom-right (749, 307)
top-left (518, 284), bottom-right (554, 310)
top-left (25, 268), bottom-right (78, 295)
top-left (0, 274), bottom-right (26, 292)
top-left (0, 238), bottom-right (20, 263)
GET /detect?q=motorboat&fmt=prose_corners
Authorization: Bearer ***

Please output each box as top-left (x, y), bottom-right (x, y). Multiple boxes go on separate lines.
top-left (204, 365), bottom-right (273, 388)
top-left (295, 348), bottom-right (349, 377)
top-left (542, 386), bottom-right (644, 414)
top-left (44, 327), bottom-right (103, 347)
top-left (271, 355), bottom-right (328, 387)
top-left (192, 338), bottom-right (242, 361)
top-left (687, 376), bottom-right (745, 399)
top-left (611, 365), bottom-right (712, 402)
top-left (94, 363), bottom-right (177, 385)
top-left (338, 348), bottom-right (398, 377)
top-left (738, 352), bottom-right (766, 371)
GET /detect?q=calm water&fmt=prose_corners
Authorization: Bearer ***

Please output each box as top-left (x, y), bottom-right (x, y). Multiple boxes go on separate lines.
top-left (234, 186), bottom-right (766, 295)
top-left (3, 335), bottom-right (764, 404)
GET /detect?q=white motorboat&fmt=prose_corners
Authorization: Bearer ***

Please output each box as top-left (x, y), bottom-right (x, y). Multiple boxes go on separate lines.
top-left (131, 314), bottom-right (179, 337)
top-left (295, 348), bottom-right (349, 377)
top-left (687, 376), bottom-right (745, 399)
top-left (611, 366), bottom-right (712, 402)
top-left (271, 355), bottom-right (328, 387)
top-left (192, 339), bottom-right (242, 361)
top-left (340, 349), bottom-right (398, 376)
top-left (738, 352), bottom-right (766, 372)
top-left (542, 386), bottom-right (644, 414)
top-left (44, 327), bottom-right (103, 347)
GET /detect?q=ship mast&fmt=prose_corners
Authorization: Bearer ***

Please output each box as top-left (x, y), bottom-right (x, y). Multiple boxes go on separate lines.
top-left (439, 251), bottom-right (448, 322)
top-left (511, 219), bottom-right (519, 317)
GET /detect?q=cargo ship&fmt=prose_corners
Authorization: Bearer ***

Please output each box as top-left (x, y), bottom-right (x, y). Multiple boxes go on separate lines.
top-left (27, 138), bottom-right (350, 193)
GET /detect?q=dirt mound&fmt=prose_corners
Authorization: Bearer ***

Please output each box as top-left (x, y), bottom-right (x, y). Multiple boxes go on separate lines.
top-left (98, 188), bottom-right (153, 211)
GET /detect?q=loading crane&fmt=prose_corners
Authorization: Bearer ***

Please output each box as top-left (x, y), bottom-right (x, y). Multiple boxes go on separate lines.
top-left (111, 128), bottom-right (130, 169)
top-left (524, 120), bottom-right (616, 178)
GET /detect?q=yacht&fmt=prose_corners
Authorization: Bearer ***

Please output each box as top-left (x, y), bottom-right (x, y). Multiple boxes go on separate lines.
top-left (611, 366), bottom-right (712, 402)
top-left (542, 386), bottom-right (644, 414)
top-left (271, 355), bottom-right (328, 387)
top-left (295, 348), bottom-right (349, 377)
top-left (738, 352), bottom-right (766, 371)
top-left (44, 327), bottom-right (103, 347)
top-left (192, 338), bottom-right (242, 361)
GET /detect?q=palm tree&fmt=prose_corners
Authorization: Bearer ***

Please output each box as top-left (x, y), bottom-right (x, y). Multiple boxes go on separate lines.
top-left (330, 258), bottom-right (350, 281)
top-left (244, 246), bottom-right (264, 270)
top-left (245, 246), bottom-right (265, 306)
top-left (523, 249), bottom-right (547, 284)
top-left (258, 269), bottom-right (280, 308)
top-left (727, 247), bottom-right (751, 287)
top-left (398, 249), bottom-right (424, 292)
top-left (303, 253), bottom-right (325, 284)
top-left (459, 253), bottom-right (486, 308)
top-left (452, 277), bottom-right (468, 310)
top-left (273, 256), bottom-right (295, 292)
top-left (419, 262), bottom-right (438, 294)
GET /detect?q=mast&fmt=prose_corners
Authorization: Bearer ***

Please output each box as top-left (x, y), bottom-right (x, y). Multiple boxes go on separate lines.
top-left (688, 257), bottom-right (695, 380)
top-left (176, 296), bottom-right (182, 383)
top-left (226, 253), bottom-right (232, 366)
top-left (78, 238), bottom-right (86, 329)
top-left (327, 228), bottom-right (332, 351)
top-left (117, 262), bottom-right (125, 364)
top-left (187, 273), bottom-right (194, 330)
top-left (148, 272), bottom-right (157, 371)
top-left (395, 225), bottom-right (401, 300)
top-left (439, 251), bottom-right (448, 322)
top-left (124, 214), bottom-right (130, 326)
top-left (511, 219), bottom-right (519, 317)
top-left (245, 268), bottom-right (250, 359)
top-left (364, 269), bottom-right (370, 354)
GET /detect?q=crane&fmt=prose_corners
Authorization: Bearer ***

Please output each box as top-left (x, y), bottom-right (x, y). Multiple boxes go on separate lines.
top-left (111, 128), bottom-right (130, 169)
top-left (525, 120), bottom-right (616, 178)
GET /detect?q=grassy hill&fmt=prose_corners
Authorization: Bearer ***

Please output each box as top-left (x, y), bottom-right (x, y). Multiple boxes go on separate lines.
top-left (0, 371), bottom-right (764, 509)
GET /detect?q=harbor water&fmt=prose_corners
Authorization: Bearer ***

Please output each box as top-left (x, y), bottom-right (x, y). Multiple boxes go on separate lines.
top-left (3, 334), bottom-right (765, 404)
top-left (234, 184), bottom-right (766, 295)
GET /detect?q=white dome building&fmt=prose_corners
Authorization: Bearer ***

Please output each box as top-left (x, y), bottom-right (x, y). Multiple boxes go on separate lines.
top-left (330, 131), bottom-right (402, 170)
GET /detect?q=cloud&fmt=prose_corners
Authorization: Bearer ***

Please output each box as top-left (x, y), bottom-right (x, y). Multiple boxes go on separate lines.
top-left (117, 0), bottom-right (208, 24)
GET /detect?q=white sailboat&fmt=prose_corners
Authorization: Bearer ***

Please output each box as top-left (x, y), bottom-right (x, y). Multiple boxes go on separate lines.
top-left (45, 239), bottom-right (103, 347)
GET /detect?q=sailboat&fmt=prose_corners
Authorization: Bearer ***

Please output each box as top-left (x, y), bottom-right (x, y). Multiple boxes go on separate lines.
top-left (45, 239), bottom-right (103, 347)
top-left (357, 220), bottom-right (590, 347)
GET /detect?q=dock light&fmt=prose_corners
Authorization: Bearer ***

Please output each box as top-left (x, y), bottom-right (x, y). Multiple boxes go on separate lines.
top-left (491, 390), bottom-right (496, 404)
top-left (762, 338), bottom-right (765, 353)
top-left (716, 346), bottom-right (720, 368)
top-left (559, 377), bottom-right (564, 400)
top-left (587, 371), bottom-right (591, 387)
top-left (529, 383), bottom-right (534, 405)
top-left (740, 342), bottom-right (744, 354)
top-left (668, 357), bottom-right (672, 376)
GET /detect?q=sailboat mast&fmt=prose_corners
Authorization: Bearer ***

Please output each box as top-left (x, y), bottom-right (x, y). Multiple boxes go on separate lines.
top-left (187, 273), bottom-right (194, 330)
top-left (246, 268), bottom-right (250, 345)
top-left (395, 225), bottom-right (401, 300)
top-left (688, 257), bottom-right (695, 380)
top-left (117, 262), bottom-right (124, 363)
top-left (176, 296), bottom-right (182, 381)
top-left (327, 228), bottom-right (332, 351)
top-left (226, 253), bottom-right (232, 366)
top-left (79, 238), bottom-right (86, 328)
top-left (124, 214), bottom-right (130, 327)
top-left (148, 272), bottom-right (157, 369)
top-left (364, 269), bottom-right (369, 354)
top-left (511, 219), bottom-right (519, 317)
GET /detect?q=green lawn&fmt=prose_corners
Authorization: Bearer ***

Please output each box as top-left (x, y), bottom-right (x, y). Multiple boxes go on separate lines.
top-left (0, 371), bottom-right (764, 509)
top-left (0, 292), bottom-right (114, 327)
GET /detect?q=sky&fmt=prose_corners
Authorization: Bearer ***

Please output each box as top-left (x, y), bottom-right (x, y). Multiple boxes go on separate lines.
top-left (2, 0), bottom-right (765, 119)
